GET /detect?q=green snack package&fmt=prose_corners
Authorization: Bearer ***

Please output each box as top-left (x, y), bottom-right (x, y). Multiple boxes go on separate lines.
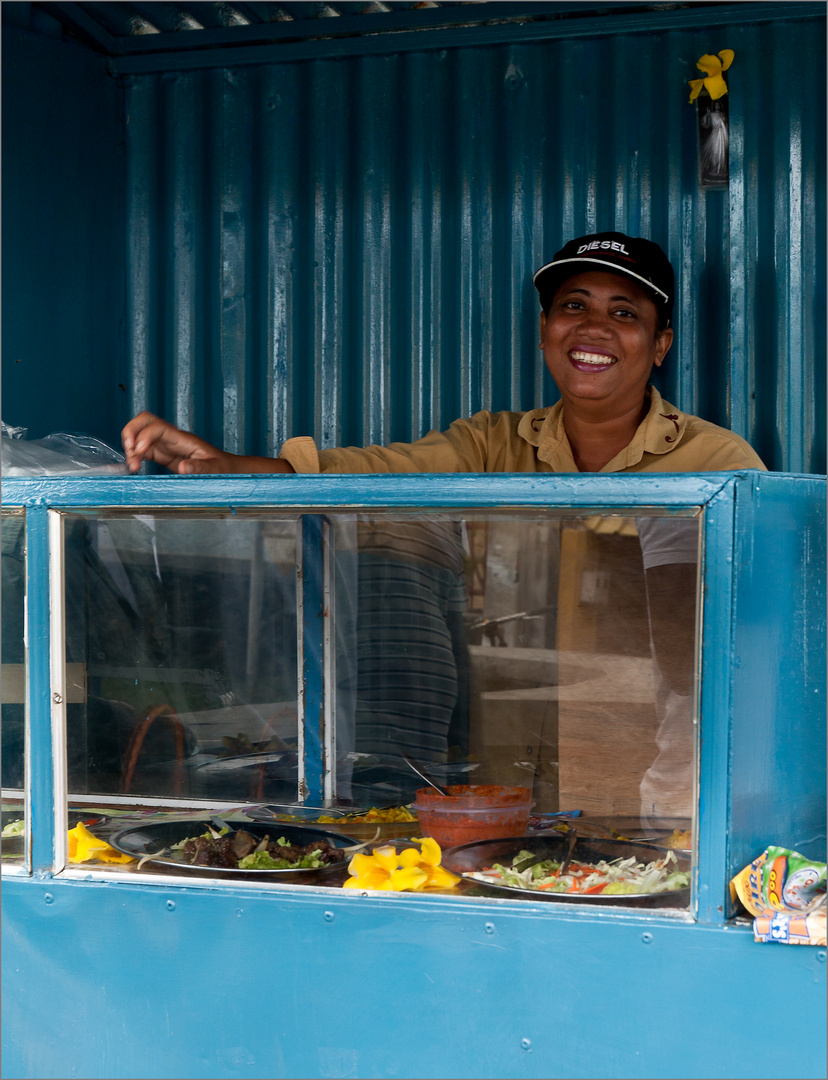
top-left (731, 846), bottom-right (826, 916)
top-left (730, 846), bottom-right (827, 946)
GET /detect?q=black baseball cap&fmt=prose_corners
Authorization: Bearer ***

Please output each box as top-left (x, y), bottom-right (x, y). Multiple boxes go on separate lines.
top-left (533, 231), bottom-right (674, 324)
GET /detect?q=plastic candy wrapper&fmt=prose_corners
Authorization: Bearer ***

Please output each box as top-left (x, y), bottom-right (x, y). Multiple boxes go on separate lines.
top-left (2, 421), bottom-right (127, 476)
top-left (730, 846), bottom-right (826, 946)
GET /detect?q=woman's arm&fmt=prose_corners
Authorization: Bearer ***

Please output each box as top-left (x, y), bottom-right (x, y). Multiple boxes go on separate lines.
top-left (121, 412), bottom-right (294, 475)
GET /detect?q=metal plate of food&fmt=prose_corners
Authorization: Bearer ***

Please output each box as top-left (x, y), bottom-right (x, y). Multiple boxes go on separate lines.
top-left (108, 818), bottom-right (358, 876)
top-left (247, 803), bottom-right (419, 841)
top-left (441, 834), bottom-right (691, 906)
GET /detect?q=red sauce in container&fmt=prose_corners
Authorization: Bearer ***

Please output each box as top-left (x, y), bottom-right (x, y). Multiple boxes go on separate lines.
top-left (412, 785), bottom-right (534, 847)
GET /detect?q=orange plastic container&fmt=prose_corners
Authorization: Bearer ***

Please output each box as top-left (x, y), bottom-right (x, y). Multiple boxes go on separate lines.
top-left (411, 785), bottom-right (534, 847)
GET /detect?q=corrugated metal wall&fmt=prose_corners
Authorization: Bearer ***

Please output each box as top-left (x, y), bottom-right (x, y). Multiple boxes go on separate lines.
top-left (2, 26), bottom-right (126, 448)
top-left (100, 10), bottom-right (828, 472)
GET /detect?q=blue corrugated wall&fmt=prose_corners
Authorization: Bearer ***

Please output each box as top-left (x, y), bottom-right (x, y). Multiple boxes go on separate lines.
top-left (2, 6), bottom-right (825, 472)
top-left (1, 27), bottom-right (126, 448)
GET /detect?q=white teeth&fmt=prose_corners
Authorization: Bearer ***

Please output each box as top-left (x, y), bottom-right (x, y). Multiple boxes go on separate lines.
top-left (570, 350), bottom-right (617, 365)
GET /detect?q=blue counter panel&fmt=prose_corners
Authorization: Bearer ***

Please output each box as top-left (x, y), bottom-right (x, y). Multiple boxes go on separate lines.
top-left (2, 876), bottom-right (826, 1080)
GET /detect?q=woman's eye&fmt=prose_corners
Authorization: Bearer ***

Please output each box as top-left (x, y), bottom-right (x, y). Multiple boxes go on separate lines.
top-left (613, 308), bottom-right (636, 319)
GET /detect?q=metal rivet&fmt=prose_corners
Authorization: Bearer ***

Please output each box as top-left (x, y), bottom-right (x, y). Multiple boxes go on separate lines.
top-left (44, 893), bottom-right (54, 905)
top-left (235, 908), bottom-right (243, 918)
top-left (641, 931), bottom-right (653, 944)
top-left (52, 693), bottom-right (63, 705)
top-left (521, 1038), bottom-right (532, 1051)
top-left (817, 952), bottom-right (826, 963)
top-left (485, 922), bottom-right (495, 934)
top-left (165, 900), bottom-right (176, 911)
top-left (324, 911), bottom-right (335, 922)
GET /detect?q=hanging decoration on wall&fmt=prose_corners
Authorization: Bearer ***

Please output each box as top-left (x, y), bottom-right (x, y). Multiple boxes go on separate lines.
top-left (688, 49), bottom-right (734, 190)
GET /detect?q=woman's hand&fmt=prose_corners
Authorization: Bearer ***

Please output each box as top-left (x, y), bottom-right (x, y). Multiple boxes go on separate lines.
top-left (121, 412), bottom-right (294, 475)
top-left (122, 412), bottom-right (235, 473)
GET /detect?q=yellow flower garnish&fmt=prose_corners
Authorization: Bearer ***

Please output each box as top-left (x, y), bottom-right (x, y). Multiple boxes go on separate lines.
top-left (67, 822), bottom-right (135, 864)
top-left (421, 864), bottom-right (461, 890)
top-left (390, 866), bottom-right (429, 891)
top-left (343, 870), bottom-right (392, 891)
top-left (417, 836), bottom-right (442, 867)
top-left (342, 838), bottom-right (460, 892)
top-left (688, 49), bottom-right (734, 102)
top-left (397, 847), bottom-right (423, 868)
top-left (371, 845), bottom-right (401, 873)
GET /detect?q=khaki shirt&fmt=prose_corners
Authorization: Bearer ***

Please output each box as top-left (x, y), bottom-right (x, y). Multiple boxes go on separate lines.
top-left (278, 386), bottom-right (766, 475)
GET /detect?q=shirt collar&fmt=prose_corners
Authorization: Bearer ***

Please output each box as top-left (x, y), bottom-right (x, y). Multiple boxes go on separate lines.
top-left (518, 386), bottom-right (688, 472)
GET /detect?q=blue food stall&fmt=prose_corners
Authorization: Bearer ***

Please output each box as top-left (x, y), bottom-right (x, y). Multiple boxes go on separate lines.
top-left (2, 3), bottom-right (826, 1079)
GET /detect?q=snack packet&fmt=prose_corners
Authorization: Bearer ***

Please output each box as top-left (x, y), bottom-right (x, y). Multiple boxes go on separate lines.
top-left (730, 846), bottom-right (826, 946)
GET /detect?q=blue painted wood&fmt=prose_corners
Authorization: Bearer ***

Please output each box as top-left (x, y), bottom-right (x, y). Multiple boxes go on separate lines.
top-left (696, 481), bottom-right (739, 925)
top-left (24, 504), bottom-right (54, 875)
top-left (2, 876), bottom-right (826, 1080)
top-left (729, 473), bottom-right (827, 871)
top-left (0, 471), bottom-right (744, 511)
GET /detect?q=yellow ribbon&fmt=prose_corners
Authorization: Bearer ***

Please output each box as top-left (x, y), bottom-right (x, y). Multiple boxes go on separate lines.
top-left (688, 49), bottom-right (734, 102)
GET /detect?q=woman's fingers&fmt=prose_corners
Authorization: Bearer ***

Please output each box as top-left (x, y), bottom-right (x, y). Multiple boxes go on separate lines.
top-left (121, 413), bottom-right (230, 474)
top-left (176, 452), bottom-right (234, 475)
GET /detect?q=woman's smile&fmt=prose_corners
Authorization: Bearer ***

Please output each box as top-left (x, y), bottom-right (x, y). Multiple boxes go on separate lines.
top-left (568, 347), bottom-right (618, 371)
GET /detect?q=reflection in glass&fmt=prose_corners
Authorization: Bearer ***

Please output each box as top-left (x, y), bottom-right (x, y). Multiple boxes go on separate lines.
top-left (63, 515), bottom-right (299, 803)
top-left (2, 511), bottom-right (27, 863)
top-left (58, 506), bottom-right (700, 905)
top-left (332, 511), bottom-right (700, 853)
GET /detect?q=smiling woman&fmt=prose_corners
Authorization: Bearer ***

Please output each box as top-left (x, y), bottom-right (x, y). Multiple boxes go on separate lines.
top-left (116, 232), bottom-right (765, 807)
top-left (121, 230), bottom-right (763, 480)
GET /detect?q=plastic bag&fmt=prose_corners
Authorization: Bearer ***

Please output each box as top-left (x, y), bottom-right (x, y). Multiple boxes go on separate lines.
top-left (731, 846), bottom-right (827, 945)
top-left (1, 422), bottom-right (128, 476)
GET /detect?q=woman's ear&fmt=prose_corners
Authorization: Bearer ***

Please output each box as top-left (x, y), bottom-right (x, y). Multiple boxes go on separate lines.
top-left (653, 327), bottom-right (674, 368)
top-left (539, 311), bottom-right (547, 346)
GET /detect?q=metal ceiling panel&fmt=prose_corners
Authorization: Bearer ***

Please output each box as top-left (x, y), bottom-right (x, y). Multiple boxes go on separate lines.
top-left (21, 2), bottom-right (801, 58)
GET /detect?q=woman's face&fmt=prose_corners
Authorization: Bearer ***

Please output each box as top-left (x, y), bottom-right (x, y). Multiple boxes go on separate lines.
top-left (540, 270), bottom-right (673, 415)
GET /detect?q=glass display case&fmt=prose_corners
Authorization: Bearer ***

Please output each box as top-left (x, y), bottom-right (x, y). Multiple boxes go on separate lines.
top-left (1, 472), bottom-right (824, 924)
top-left (2, 469), bottom-right (825, 1080)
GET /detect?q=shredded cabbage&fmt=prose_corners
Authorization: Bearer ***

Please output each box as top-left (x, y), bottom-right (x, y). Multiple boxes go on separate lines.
top-left (472, 848), bottom-right (690, 896)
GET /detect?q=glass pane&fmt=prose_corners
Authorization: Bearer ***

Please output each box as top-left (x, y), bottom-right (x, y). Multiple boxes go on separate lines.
top-left (63, 513), bottom-right (299, 804)
top-left (331, 508), bottom-right (700, 907)
top-left (2, 511), bottom-right (27, 864)
top-left (59, 504), bottom-right (699, 904)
